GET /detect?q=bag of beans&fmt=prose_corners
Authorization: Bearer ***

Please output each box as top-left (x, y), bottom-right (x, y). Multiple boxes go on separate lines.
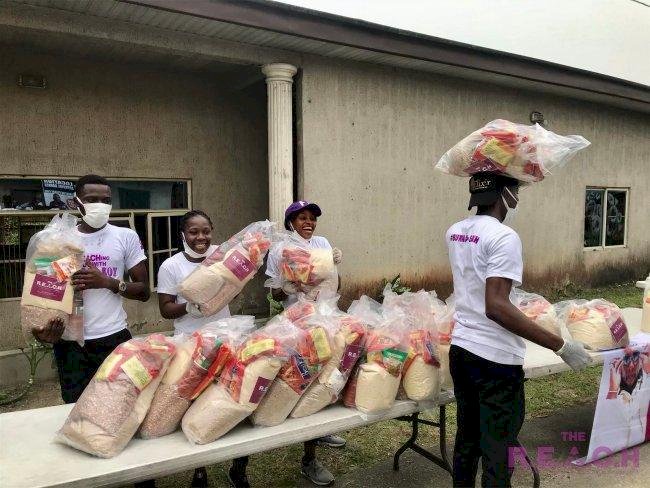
top-left (556, 299), bottom-right (629, 351)
top-left (291, 309), bottom-right (367, 418)
top-left (178, 221), bottom-right (274, 317)
top-left (56, 334), bottom-right (176, 458)
top-left (181, 317), bottom-right (298, 444)
top-left (139, 316), bottom-right (255, 439)
top-left (252, 314), bottom-right (333, 427)
top-left (20, 213), bottom-right (85, 345)
top-left (513, 288), bottom-right (560, 335)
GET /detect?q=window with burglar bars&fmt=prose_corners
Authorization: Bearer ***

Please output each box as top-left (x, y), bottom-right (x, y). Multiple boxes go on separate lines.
top-left (583, 188), bottom-right (629, 249)
top-left (0, 177), bottom-right (191, 299)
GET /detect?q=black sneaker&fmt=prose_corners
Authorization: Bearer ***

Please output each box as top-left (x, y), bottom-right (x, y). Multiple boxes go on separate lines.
top-left (191, 467), bottom-right (208, 488)
top-left (314, 434), bottom-right (346, 448)
top-left (228, 467), bottom-right (250, 488)
top-left (301, 459), bottom-right (335, 486)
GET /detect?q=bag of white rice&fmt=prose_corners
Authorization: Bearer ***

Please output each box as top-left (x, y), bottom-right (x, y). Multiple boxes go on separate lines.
top-left (252, 317), bottom-right (333, 426)
top-left (291, 313), bottom-right (367, 418)
top-left (139, 316), bottom-right (254, 439)
top-left (513, 288), bottom-right (560, 335)
top-left (21, 213), bottom-right (85, 345)
top-left (556, 299), bottom-right (629, 351)
top-left (178, 221), bottom-right (274, 317)
top-left (56, 334), bottom-right (175, 457)
top-left (182, 317), bottom-right (298, 444)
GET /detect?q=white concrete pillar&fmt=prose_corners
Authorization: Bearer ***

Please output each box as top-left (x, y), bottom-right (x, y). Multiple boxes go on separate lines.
top-left (262, 63), bottom-right (298, 226)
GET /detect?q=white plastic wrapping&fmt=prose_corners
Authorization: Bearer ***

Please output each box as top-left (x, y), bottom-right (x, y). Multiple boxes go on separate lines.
top-left (513, 288), bottom-right (560, 336)
top-left (556, 299), bottom-right (629, 351)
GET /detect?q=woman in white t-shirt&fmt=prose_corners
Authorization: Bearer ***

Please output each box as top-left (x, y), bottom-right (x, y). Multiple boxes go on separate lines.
top-left (230, 201), bottom-right (343, 488)
top-left (157, 210), bottom-right (231, 335)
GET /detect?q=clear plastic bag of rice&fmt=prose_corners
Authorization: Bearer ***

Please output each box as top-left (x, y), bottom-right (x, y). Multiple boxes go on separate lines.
top-left (556, 299), bottom-right (629, 351)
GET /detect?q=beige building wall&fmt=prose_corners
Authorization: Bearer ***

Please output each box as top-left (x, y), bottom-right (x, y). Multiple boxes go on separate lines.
top-left (0, 48), bottom-right (268, 350)
top-left (297, 56), bottom-right (650, 299)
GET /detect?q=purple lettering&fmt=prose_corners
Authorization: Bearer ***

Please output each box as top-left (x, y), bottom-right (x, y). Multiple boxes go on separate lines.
top-left (620, 447), bottom-right (640, 468)
top-left (508, 446), bottom-right (528, 468)
top-left (537, 446), bottom-right (555, 468)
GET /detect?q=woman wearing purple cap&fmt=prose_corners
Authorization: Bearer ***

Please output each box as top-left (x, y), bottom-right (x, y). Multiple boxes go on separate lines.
top-left (228, 201), bottom-right (343, 488)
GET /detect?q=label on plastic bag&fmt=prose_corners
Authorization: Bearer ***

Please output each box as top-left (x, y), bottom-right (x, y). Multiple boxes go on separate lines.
top-left (326, 368), bottom-right (346, 395)
top-left (223, 250), bottom-right (255, 281)
top-left (95, 353), bottom-right (122, 381)
top-left (310, 327), bottom-right (331, 362)
top-left (240, 338), bottom-right (275, 363)
top-left (340, 344), bottom-right (361, 373)
top-left (609, 317), bottom-right (628, 343)
top-left (248, 376), bottom-right (272, 404)
top-left (30, 274), bottom-right (66, 301)
top-left (121, 356), bottom-right (153, 390)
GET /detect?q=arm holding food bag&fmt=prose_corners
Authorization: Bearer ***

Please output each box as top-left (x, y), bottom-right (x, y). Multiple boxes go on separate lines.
top-left (181, 316), bottom-right (300, 444)
top-left (21, 213), bottom-right (85, 346)
top-left (512, 288), bottom-right (560, 336)
top-left (178, 220), bottom-right (274, 317)
top-left (139, 316), bottom-right (255, 439)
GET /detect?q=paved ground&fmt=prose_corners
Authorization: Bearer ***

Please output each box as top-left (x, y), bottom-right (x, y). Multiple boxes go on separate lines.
top-left (307, 402), bottom-right (649, 488)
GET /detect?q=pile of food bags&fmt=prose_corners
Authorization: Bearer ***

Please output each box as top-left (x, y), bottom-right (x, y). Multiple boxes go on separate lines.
top-left (556, 299), bottom-right (629, 351)
top-left (435, 119), bottom-right (590, 183)
top-left (139, 317), bottom-right (255, 438)
top-left (182, 316), bottom-right (298, 444)
top-left (291, 305), bottom-right (367, 418)
top-left (252, 310), bottom-right (333, 427)
top-left (178, 220), bottom-right (274, 317)
top-left (21, 213), bottom-right (85, 345)
top-left (513, 288), bottom-right (560, 335)
top-left (383, 288), bottom-right (440, 402)
top-left (56, 334), bottom-right (176, 457)
top-left (265, 232), bottom-right (338, 299)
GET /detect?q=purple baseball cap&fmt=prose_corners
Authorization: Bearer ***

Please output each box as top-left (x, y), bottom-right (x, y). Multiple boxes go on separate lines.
top-left (284, 200), bottom-right (322, 230)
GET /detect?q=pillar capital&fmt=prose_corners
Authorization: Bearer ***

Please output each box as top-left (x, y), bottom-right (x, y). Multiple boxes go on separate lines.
top-left (262, 63), bottom-right (298, 84)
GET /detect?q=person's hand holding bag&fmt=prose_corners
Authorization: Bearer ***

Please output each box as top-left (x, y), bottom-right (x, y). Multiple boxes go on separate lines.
top-left (72, 261), bottom-right (114, 291)
top-left (555, 339), bottom-right (590, 371)
top-left (33, 317), bottom-right (65, 344)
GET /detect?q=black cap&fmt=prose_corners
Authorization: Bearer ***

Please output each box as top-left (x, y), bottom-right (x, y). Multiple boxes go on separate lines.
top-left (468, 172), bottom-right (519, 210)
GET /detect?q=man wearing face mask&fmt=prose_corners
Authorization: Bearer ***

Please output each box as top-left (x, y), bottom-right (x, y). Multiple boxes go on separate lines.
top-left (446, 172), bottom-right (589, 487)
top-left (34, 174), bottom-right (150, 404)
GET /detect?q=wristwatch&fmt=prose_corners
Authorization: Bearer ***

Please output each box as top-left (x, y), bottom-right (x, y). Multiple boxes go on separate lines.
top-left (117, 280), bottom-right (127, 294)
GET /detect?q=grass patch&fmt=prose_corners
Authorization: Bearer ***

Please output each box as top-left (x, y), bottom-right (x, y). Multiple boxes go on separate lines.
top-left (545, 281), bottom-right (642, 308)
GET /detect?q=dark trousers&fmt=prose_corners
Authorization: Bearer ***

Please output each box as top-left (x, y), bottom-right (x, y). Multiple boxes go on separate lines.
top-left (449, 344), bottom-right (525, 488)
top-left (53, 328), bottom-right (132, 404)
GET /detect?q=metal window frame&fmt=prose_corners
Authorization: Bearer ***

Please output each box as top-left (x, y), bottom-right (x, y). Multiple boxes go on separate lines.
top-left (583, 187), bottom-right (629, 251)
top-left (146, 211), bottom-right (186, 291)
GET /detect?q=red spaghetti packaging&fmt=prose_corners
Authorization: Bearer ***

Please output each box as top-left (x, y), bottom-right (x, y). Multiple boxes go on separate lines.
top-left (178, 221), bottom-right (274, 317)
top-left (291, 304), bottom-right (367, 418)
top-left (56, 334), bottom-right (176, 457)
top-left (181, 317), bottom-right (298, 444)
top-left (139, 317), bottom-right (254, 439)
top-left (21, 213), bottom-right (85, 346)
top-left (556, 299), bottom-right (629, 351)
top-left (435, 119), bottom-right (589, 183)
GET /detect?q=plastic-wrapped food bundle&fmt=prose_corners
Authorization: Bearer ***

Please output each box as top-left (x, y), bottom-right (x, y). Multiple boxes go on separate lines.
top-left (265, 233), bottom-right (338, 300)
top-left (435, 119), bottom-right (590, 183)
top-left (139, 317), bottom-right (254, 439)
top-left (436, 294), bottom-right (456, 346)
top-left (556, 299), bottom-right (629, 351)
top-left (438, 344), bottom-right (452, 392)
top-left (282, 293), bottom-right (318, 326)
top-left (20, 213), bottom-right (85, 345)
top-left (291, 310), bottom-right (367, 418)
top-left (182, 317), bottom-right (297, 444)
top-left (56, 334), bottom-right (175, 457)
top-left (252, 315), bottom-right (333, 427)
top-left (178, 221), bottom-right (274, 317)
top-left (382, 288), bottom-right (440, 402)
top-left (513, 288), bottom-right (560, 335)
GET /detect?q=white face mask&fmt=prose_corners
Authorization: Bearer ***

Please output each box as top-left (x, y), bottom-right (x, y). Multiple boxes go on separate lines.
top-left (76, 197), bottom-right (111, 229)
top-left (181, 234), bottom-right (215, 259)
top-left (501, 187), bottom-right (519, 227)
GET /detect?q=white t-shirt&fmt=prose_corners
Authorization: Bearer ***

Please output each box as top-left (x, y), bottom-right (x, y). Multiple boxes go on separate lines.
top-left (266, 234), bottom-right (332, 308)
top-left (74, 224), bottom-right (147, 340)
top-left (157, 251), bottom-right (231, 335)
top-left (446, 215), bottom-right (525, 365)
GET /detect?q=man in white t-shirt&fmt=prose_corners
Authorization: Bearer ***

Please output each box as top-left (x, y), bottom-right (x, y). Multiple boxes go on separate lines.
top-left (446, 172), bottom-right (589, 487)
top-left (34, 174), bottom-right (149, 404)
